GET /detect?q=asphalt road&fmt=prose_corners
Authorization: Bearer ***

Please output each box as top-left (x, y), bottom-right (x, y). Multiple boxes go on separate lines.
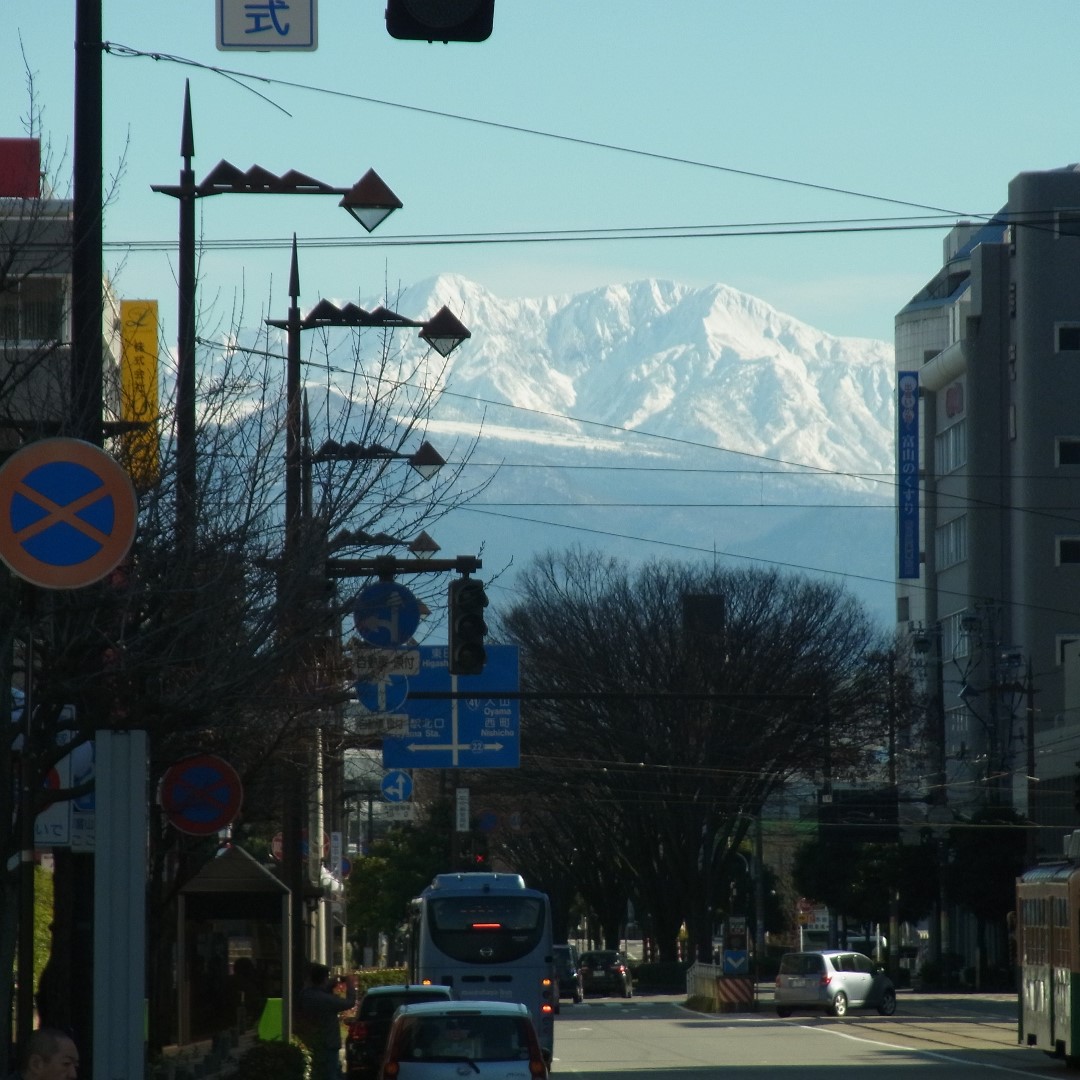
top-left (551, 990), bottom-right (1068, 1079)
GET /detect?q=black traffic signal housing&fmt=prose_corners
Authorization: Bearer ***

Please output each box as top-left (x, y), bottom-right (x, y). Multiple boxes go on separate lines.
top-left (448, 576), bottom-right (488, 675)
top-left (385, 0), bottom-right (494, 42)
top-left (1074, 761), bottom-right (1080, 815)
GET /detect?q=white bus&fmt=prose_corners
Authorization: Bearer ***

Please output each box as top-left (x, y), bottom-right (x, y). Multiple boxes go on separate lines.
top-left (407, 872), bottom-right (555, 1061)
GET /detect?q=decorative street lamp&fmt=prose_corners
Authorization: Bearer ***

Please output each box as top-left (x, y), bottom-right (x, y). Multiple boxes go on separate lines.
top-left (152, 81), bottom-right (404, 550)
top-left (266, 238), bottom-right (468, 559)
top-left (265, 235), bottom-right (469, 1009)
top-left (152, 82), bottom-right (411, 1032)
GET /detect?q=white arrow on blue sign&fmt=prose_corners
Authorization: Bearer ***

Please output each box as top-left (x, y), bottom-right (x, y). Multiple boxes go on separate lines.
top-left (381, 770), bottom-right (412, 802)
top-left (354, 582), bottom-right (421, 647)
top-left (382, 645), bottom-right (520, 770)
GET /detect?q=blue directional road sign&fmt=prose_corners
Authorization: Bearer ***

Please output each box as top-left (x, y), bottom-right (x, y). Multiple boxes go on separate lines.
top-left (723, 950), bottom-right (749, 975)
top-left (356, 671), bottom-right (410, 714)
top-left (382, 645), bottom-right (520, 769)
top-left (354, 648), bottom-right (420, 713)
top-left (354, 581), bottom-right (421, 647)
top-left (381, 770), bottom-right (412, 802)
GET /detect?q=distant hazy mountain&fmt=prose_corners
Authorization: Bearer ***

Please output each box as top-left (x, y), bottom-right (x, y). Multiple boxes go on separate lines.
top-left (320, 275), bottom-right (899, 627)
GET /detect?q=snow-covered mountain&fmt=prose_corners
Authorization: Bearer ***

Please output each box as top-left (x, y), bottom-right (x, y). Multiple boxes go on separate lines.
top-left (328, 275), bottom-right (899, 626)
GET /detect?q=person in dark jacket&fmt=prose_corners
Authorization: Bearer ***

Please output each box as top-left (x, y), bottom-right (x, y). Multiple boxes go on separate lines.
top-left (297, 963), bottom-right (355, 1080)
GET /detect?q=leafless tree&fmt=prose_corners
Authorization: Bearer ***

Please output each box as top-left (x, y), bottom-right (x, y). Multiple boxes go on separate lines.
top-left (472, 548), bottom-right (900, 962)
top-left (0, 123), bottom-right (488, 1058)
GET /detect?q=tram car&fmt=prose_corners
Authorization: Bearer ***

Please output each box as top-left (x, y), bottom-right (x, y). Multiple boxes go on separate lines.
top-left (1018, 844), bottom-right (1080, 1066)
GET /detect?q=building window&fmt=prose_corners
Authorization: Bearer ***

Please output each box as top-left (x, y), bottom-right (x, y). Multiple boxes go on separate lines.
top-left (945, 706), bottom-right (967, 758)
top-left (1057, 537), bottom-right (1080, 565)
top-left (935, 420), bottom-right (967, 475)
top-left (1056, 209), bottom-right (1080, 239)
top-left (1057, 439), bottom-right (1080, 465)
top-left (1057, 324), bottom-right (1080, 352)
top-left (1056, 634), bottom-right (1080, 665)
top-left (942, 611), bottom-right (969, 661)
top-left (0, 277), bottom-right (64, 343)
top-left (935, 516), bottom-right (967, 569)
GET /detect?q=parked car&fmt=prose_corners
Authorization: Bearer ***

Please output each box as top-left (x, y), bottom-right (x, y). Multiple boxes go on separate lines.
top-left (377, 999), bottom-right (549, 1080)
top-left (774, 950), bottom-right (897, 1018)
top-left (578, 949), bottom-right (633, 998)
top-left (345, 984), bottom-right (454, 1078)
top-left (553, 943), bottom-right (584, 1006)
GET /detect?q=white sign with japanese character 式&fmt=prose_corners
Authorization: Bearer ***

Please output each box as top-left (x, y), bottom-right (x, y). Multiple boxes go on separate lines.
top-left (216, 0), bottom-right (317, 51)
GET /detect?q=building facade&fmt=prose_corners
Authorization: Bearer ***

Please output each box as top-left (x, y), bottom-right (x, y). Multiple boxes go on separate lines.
top-left (896, 166), bottom-right (1080, 851)
top-left (0, 137), bottom-right (122, 448)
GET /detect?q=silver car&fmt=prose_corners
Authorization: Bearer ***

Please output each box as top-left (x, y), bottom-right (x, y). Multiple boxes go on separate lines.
top-left (378, 1000), bottom-right (549, 1080)
top-left (774, 950), bottom-right (897, 1018)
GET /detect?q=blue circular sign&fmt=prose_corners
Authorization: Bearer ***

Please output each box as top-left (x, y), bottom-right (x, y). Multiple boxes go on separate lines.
top-left (354, 581), bottom-right (421, 646)
top-left (160, 754), bottom-right (243, 836)
top-left (355, 671), bottom-right (409, 714)
top-left (381, 770), bottom-right (413, 802)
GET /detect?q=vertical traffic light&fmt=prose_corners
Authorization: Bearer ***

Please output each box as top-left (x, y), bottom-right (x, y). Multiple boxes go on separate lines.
top-left (385, 0), bottom-right (494, 42)
top-left (448, 576), bottom-right (488, 675)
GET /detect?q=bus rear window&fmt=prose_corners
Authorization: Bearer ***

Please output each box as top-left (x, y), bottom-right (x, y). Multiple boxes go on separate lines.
top-left (429, 897), bottom-right (545, 963)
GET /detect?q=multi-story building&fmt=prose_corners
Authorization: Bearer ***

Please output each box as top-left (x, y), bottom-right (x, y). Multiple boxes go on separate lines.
top-left (896, 165), bottom-right (1080, 851)
top-left (1, 136), bottom-right (124, 451)
top-left (0, 137), bottom-right (75, 443)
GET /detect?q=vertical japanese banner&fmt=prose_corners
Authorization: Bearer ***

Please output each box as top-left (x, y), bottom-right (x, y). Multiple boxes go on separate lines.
top-left (119, 299), bottom-right (160, 488)
top-left (455, 788), bottom-right (470, 833)
top-left (897, 371), bottom-right (920, 579)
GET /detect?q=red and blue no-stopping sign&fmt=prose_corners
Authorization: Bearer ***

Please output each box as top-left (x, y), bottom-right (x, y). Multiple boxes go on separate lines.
top-left (0, 438), bottom-right (138, 589)
top-left (160, 754), bottom-right (243, 836)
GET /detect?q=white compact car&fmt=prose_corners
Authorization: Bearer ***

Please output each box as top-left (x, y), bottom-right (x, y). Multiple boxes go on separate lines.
top-left (774, 950), bottom-right (897, 1018)
top-left (378, 1000), bottom-right (549, 1080)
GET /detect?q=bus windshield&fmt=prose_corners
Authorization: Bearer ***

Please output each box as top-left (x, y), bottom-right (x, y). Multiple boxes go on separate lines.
top-left (429, 896), bottom-right (546, 963)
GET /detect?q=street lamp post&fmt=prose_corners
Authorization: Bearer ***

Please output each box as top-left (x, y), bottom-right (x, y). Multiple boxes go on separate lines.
top-left (266, 238), bottom-right (469, 1005)
top-left (152, 81), bottom-right (404, 551)
top-left (152, 82), bottom-right (408, 1037)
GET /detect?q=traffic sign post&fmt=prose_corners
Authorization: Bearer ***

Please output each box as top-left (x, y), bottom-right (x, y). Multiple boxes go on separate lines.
top-left (0, 438), bottom-right (138, 589)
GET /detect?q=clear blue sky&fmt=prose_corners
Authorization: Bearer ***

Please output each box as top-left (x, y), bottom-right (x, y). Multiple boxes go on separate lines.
top-left (4, 1), bottom-right (1079, 345)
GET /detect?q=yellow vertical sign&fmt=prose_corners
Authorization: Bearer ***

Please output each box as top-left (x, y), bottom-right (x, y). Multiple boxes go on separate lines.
top-left (119, 300), bottom-right (160, 487)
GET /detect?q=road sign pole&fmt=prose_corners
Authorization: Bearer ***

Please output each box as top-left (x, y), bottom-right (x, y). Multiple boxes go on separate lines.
top-left (93, 729), bottom-right (148, 1080)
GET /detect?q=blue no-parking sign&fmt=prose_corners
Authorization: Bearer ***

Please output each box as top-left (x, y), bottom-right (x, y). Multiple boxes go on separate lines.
top-left (0, 438), bottom-right (138, 589)
top-left (159, 754), bottom-right (243, 836)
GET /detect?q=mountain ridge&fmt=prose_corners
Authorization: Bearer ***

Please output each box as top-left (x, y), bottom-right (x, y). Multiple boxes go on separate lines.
top-left (316, 273), bottom-right (899, 625)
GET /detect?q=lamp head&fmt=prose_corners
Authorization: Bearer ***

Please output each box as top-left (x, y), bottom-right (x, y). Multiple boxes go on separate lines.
top-left (421, 306), bottom-right (471, 357)
top-left (340, 168), bottom-right (402, 232)
top-left (409, 441), bottom-right (446, 480)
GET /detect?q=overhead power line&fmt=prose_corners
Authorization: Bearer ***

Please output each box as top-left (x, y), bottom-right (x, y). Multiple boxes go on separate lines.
top-left (104, 41), bottom-right (992, 221)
